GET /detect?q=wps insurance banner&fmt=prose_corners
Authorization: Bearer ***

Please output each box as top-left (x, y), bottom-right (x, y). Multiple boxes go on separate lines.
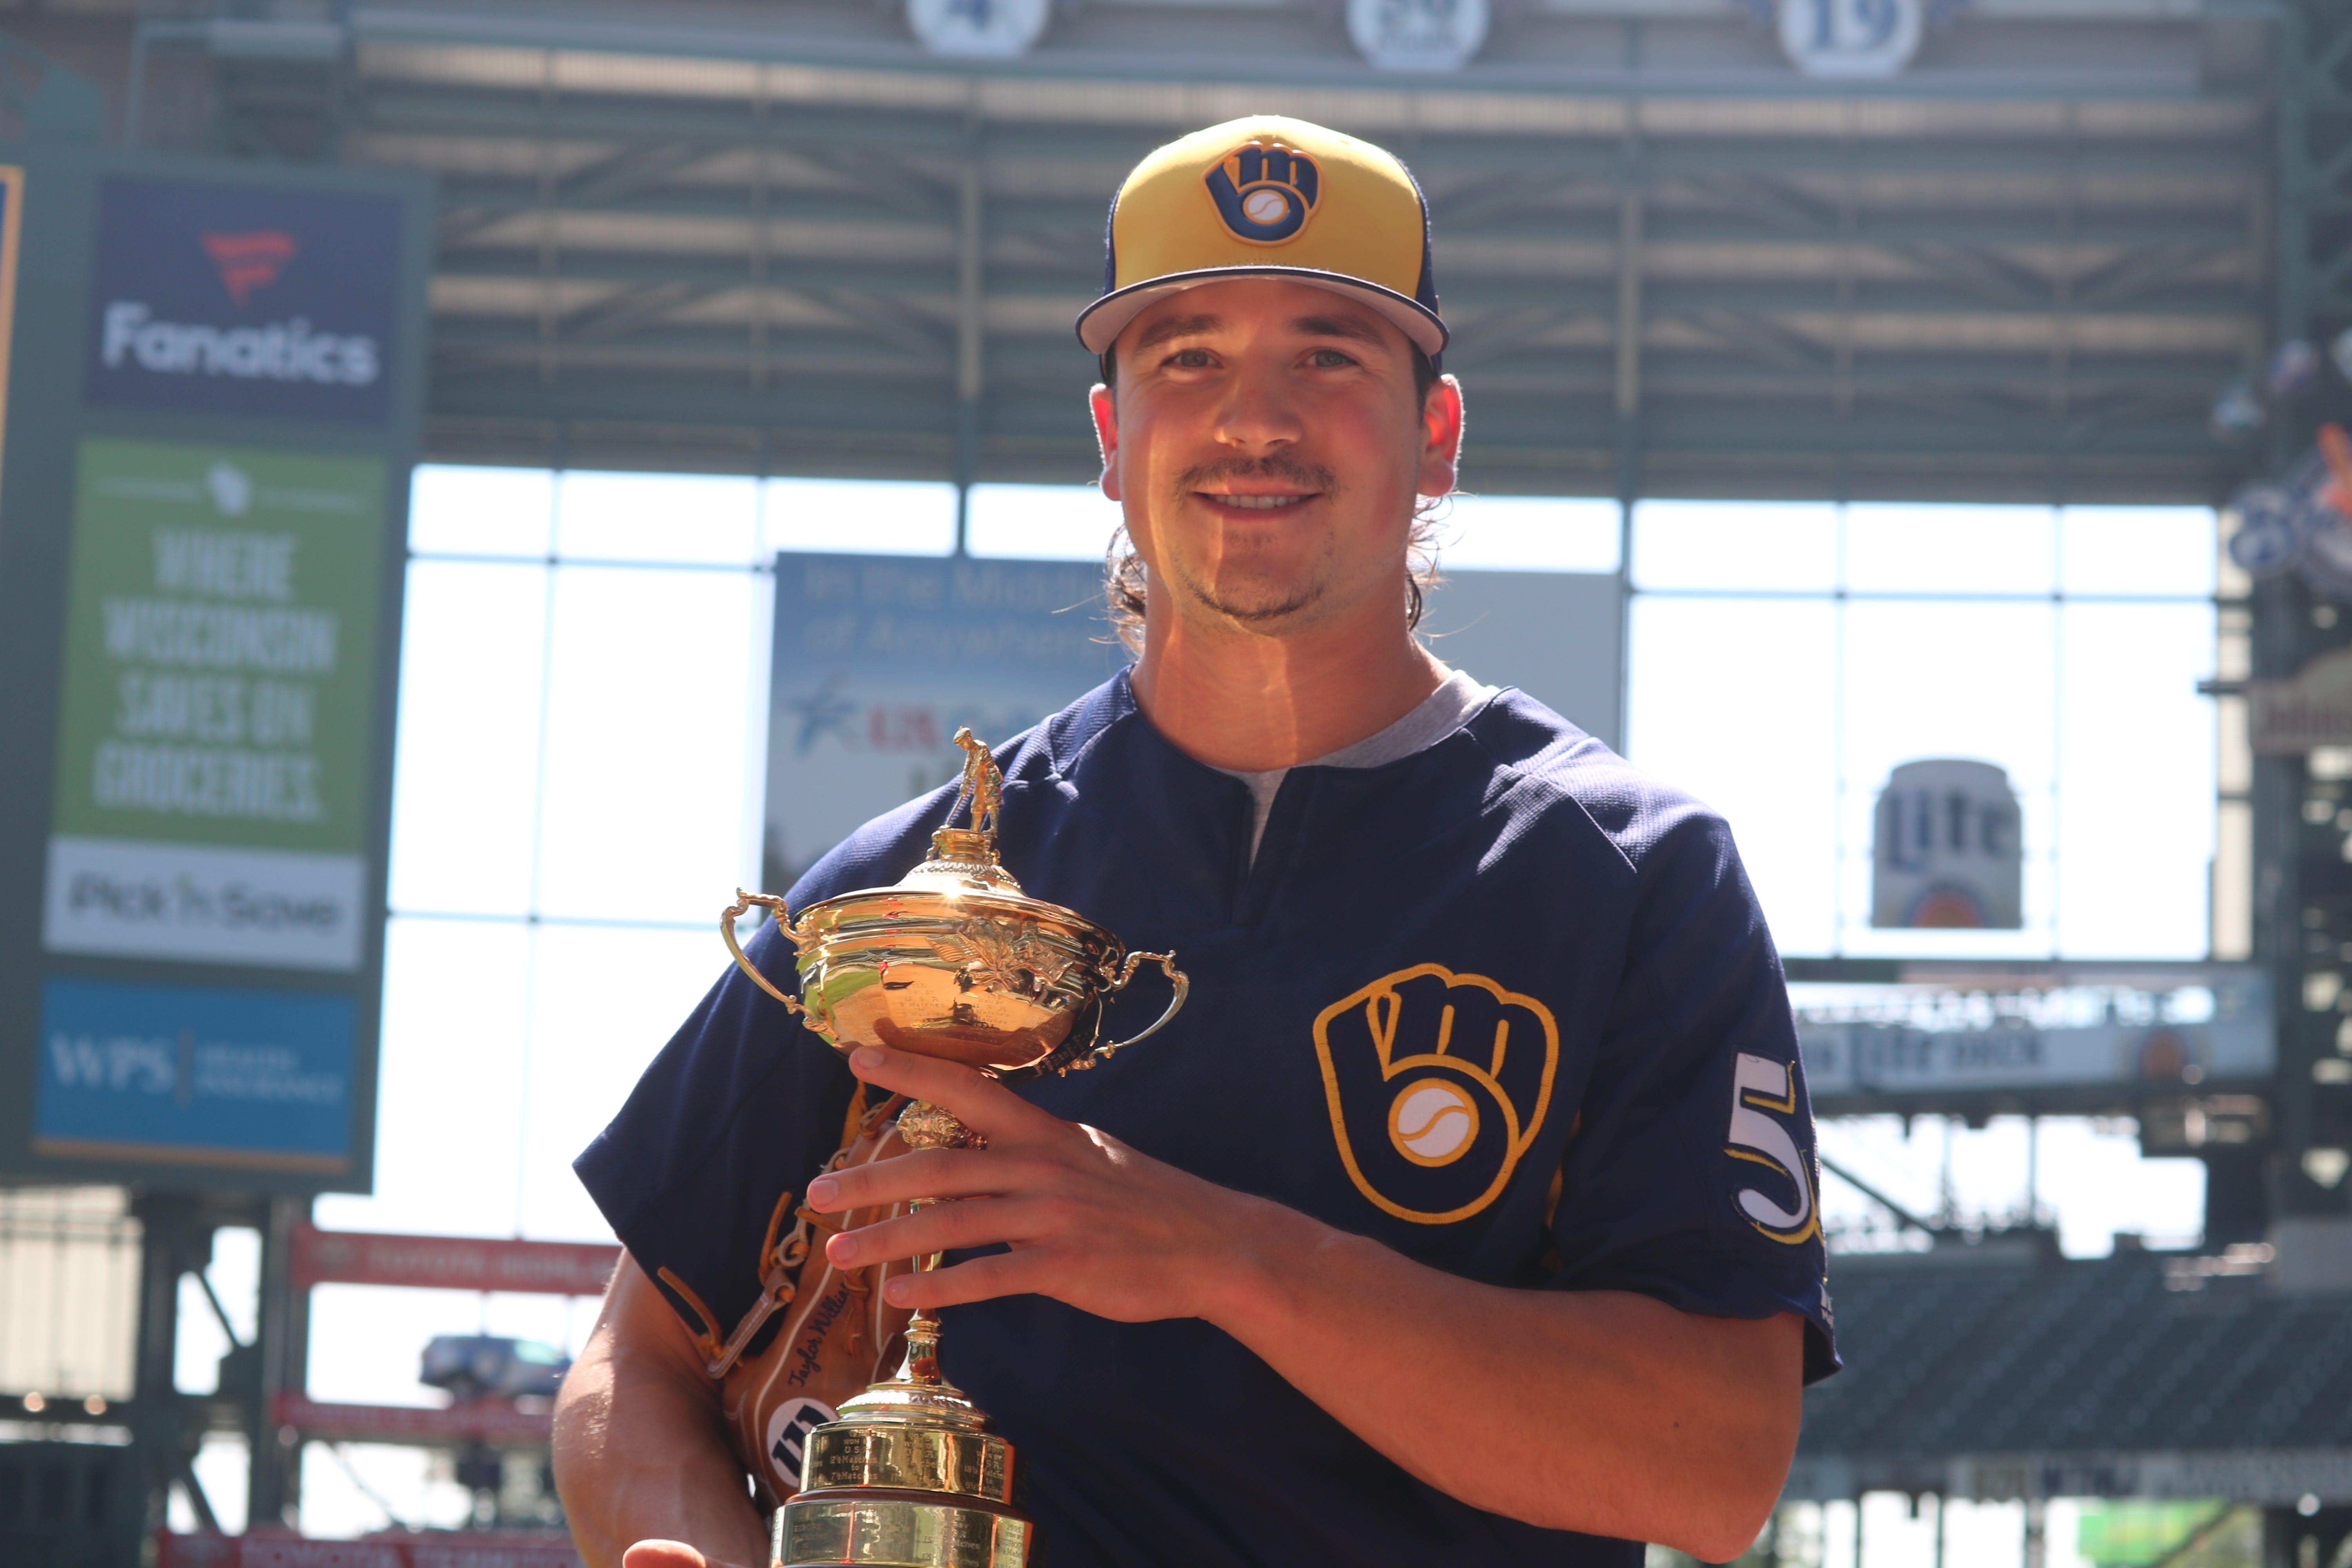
top-left (42, 437), bottom-right (386, 972)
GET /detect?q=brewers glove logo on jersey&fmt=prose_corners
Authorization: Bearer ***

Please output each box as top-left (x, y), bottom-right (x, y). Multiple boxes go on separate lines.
top-left (1205, 142), bottom-right (1320, 244)
top-left (1312, 964), bottom-right (1560, 1224)
top-left (1724, 1053), bottom-right (1820, 1245)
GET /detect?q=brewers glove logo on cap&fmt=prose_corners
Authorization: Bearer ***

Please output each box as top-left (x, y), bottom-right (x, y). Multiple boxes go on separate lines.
top-left (1312, 964), bottom-right (1560, 1225)
top-left (1207, 143), bottom-right (1320, 243)
top-left (1077, 114), bottom-right (1448, 364)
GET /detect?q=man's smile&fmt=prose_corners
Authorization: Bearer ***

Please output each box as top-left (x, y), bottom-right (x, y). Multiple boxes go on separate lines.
top-left (1199, 492), bottom-right (1316, 512)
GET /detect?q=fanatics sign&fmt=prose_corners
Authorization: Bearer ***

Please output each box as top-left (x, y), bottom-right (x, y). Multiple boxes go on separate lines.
top-left (84, 176), bottom-right (400, 423)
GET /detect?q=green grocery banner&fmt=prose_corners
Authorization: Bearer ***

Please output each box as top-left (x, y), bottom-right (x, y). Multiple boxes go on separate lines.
top-left (43, 436), bottom-right (387, 972)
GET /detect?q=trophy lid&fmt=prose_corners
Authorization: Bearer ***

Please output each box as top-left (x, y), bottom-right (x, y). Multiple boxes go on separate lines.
top-left (891, 731), bottom-right (1024, 897)
top-left (792, 728), bottom-right (1105, 943)
top-left (728, 726), bottom-right (1185, 1084)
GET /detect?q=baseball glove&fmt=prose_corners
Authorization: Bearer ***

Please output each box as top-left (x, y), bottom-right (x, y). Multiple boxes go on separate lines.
top-left (658, 1087), bottom-right (918, 1510)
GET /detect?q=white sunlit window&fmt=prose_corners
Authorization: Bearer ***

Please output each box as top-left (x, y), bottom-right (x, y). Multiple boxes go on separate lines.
top-left (1626, 500), bottom-right (2219, 960)
top-left (351, 470), bottom-right (972, 1252)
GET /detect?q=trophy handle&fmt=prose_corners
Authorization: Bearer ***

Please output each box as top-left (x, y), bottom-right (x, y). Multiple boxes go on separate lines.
top-left (721, 889), bottom-right (805, 1014)
top-left (1073, 950), bottom-right (1189, 1069)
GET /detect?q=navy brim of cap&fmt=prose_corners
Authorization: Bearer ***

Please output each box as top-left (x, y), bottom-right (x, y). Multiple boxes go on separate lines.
top-left (1075, 265), bottom-right (1449, 359)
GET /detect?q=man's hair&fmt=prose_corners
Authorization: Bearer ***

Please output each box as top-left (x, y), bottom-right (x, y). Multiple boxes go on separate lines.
top-left (1098, 343), bottom-right (1446, 657)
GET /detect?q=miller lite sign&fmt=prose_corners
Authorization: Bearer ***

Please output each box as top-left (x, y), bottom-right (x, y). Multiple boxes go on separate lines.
top-left (1870, 758), bottom-right (2024, 930)
top-left (84, 177), bottom-right (400, 424)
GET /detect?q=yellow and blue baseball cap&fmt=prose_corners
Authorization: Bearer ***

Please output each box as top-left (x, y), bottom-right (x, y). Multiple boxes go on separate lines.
top-left (1076, 116), bottom-right (1447, 366)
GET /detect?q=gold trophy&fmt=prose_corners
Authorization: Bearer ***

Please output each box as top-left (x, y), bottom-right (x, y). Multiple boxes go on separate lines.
top-left (719, 730), bottom-right (1189, 1568)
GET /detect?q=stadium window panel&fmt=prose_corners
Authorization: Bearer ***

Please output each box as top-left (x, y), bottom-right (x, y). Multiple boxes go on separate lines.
top-left (532, 565), bottom-right (763, 924)
top-left (408, 465), bottom-right (554, 558)
top-left (387, 559), bottom-right (548, 918)
top-left (1624, 500), bottom-right (2218, 962)
top-left (555, 470), bottom-right (761, 566)
top-left (1843, 503), bottom-right (2058, 596)
top-left (1432, 494), bottom-right (1622, 574)
top-left (321, 916), bottom-right (533, 1240)
top-left (517, 924), bottom-right (721, 1241)
top-left (1630, 499), bottom-right (1837, 592)
top-left (764, 476), bottom-right (957, 557)
top-left (966, 482), bottom-right (1125, 561)
top-left (1626, 595), bottom-right (1839, 956)
top-left (1839, 599), bottom-right (2059, 796)
top-left (2060, 506), bottom-right (2218, 597)
top-left (2055, 601), bottom-right (2218, 958)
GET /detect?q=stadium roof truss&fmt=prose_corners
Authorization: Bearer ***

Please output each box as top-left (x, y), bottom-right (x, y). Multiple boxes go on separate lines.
top-left (116, 0), bottom-right (2271, 499)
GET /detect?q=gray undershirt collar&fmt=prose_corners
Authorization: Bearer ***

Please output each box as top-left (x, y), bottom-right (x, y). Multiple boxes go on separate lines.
top-left (1212, 667), bottom-right (1498, 862)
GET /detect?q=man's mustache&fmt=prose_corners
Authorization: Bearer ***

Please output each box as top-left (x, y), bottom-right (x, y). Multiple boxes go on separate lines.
top-left (1172, 457), bottom-right (1338, 497)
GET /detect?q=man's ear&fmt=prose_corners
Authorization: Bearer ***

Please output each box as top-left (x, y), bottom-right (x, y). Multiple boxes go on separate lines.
top-left (1090, 383), bottom-right (1123, 503)
top-left (1416, 374), bottom-right (1465, 500)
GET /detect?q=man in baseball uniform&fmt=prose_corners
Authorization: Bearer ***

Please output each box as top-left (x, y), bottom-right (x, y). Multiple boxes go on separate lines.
top-left (556, 115), bottom-right (1835, 1568)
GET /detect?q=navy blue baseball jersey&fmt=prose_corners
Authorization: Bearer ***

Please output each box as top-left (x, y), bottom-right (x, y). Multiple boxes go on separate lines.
top-left (576, 671), bottom-right (1836, 1566)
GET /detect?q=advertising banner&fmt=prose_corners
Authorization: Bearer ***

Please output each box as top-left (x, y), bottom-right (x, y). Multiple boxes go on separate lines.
top-left (1800, 973), bottom-right (2274, 1105)
top-left (1414, 568), bottom-right (1620, 750)
top-left (762, 557), bottom-right (1623, 887)
top-left (2250, 644), bottom-right (2352, 754)
top-left (290, 1225), bottom-right (621, 1294)
top-left (85, 176), bottom-right (401, 424)
top-left (0, 152), bottom-right (428, 1196)
top-left (1870, 758), bottom-right (2024, 929)
top-left (34, 976), bottom-right (356, 1173)
top-left (42, 437), bottom-right (385, 972)
top-left (765, 554), bottom-right (1123, 888)
top-left (1801, 1012), bottom-right (2277, 1100)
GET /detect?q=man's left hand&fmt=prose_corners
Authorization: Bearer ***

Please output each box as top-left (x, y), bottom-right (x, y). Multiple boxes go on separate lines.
top-left (803, 1044), bottom-right (1272, 1322)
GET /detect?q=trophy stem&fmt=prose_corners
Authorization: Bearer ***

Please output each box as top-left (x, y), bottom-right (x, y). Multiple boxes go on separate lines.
top-left (866, 1101), bottom-right (971, 1396)
top-left (891, 1250), bottom-right (946, 1387)
top-left (778, 1097), bottom-right (1031, 1566)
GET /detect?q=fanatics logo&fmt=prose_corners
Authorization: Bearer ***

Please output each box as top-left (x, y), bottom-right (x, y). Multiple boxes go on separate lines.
top-left (84, 176), bottom-right (403, 423)
top-left (201, 230), bottom-right (297, 307)
top-left (99, 221), bottom-right (374, 390)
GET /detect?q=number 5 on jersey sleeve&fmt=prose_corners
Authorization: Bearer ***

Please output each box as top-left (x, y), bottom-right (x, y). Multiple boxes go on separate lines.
top-left (1726, 1053), bottom-right (1820, 1245)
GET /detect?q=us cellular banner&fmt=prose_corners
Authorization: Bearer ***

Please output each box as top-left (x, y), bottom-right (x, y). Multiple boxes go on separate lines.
top-left (765, 555), bottom-right (1124, 890)
top-left (42, 437), bottom-right (386, 972)
top-left (84, 175), bottom-right (400, 424)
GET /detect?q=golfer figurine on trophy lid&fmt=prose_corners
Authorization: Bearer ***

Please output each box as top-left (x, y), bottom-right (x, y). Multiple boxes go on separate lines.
top-left (719, 729), bottom-right (1189, 1568)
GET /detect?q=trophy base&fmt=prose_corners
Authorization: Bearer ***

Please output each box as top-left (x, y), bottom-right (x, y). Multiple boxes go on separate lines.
top-left (777, 1356), bottom-right (1032, 1568)
top-left (777, 1487), bottom-right (1032, 1568)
